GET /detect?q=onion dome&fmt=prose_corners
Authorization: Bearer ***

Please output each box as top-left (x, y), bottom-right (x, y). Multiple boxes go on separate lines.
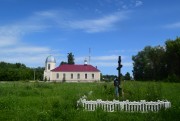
top-left (45, 55), bottom-right (56, 63)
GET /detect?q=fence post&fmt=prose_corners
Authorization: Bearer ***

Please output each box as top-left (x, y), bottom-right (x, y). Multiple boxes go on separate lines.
top-left (141, 100), bottom-right (146, 112)
top-left (164, 101), bottom-right (171, 109)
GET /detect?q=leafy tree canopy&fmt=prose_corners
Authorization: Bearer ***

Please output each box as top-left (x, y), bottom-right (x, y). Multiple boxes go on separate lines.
top-left (132, 37), bottom-right (180, 82)
top-left (124, 72), bottom-right (131, 80)
top-left (68, 52), bottom-right (75, 64)
top-left (0, 62), bottom-right (44, 81)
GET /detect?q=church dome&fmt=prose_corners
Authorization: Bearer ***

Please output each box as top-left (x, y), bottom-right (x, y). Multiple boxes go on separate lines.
top-left (46, 55), bottom-right (56, 63)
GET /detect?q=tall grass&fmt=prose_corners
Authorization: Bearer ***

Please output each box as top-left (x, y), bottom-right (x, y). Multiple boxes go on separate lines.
top-left (0, 81), bottom-right (179, 121)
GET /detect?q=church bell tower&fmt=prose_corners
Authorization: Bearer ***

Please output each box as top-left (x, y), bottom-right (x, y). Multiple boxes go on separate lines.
top-left (44, 55), bottom-right (56, 81)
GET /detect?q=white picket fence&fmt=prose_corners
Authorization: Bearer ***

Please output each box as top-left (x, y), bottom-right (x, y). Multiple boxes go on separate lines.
top-left (77, 98), bottom-right (171, 112)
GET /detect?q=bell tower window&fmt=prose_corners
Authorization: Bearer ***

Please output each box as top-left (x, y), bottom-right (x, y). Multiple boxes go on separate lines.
top-left (48, 64), bottom-right (50, 70)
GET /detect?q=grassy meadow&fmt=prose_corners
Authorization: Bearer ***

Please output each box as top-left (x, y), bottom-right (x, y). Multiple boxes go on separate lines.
top-left (0, 81), bottom-right (180, 121)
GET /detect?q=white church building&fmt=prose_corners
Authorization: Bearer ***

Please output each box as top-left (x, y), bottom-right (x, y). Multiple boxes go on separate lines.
top-left (43, 55), bottom-right (101, 82)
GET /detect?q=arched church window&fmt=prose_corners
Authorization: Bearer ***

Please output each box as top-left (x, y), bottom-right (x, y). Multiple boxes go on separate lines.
top-left (71, 74), bottom-right (73, 79)
top-left (48, 64), bottom-right (50, 70)
top-left (85, 74), bottom-right (87, 79)
top-left (63, 73), bottom-right (66, 80)
top-left (92, 74), bottom-right (94, 79)
top-left (56, 73), bottom-right (59, 79)
top-left (77, 74), bottom-right (80, 79)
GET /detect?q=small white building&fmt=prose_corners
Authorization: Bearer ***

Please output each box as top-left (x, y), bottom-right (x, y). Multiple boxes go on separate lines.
top-left (43, 55), bottom-right (101, 82)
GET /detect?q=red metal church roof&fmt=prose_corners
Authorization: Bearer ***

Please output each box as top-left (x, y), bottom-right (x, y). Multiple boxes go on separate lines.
top-left (52, 64), bottom-right (100, 72)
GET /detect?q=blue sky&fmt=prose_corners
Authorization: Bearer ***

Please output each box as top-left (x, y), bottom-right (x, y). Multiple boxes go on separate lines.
top-left (0, 0), bottom-right (180, 76)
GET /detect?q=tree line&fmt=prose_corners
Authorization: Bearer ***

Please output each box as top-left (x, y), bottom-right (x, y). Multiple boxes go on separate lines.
top-left (0, 62), bottom-right (44, 81)
top-left (101, 72), bottom-right (131, 82)
top-left (132, 37), bottom-right (180, 82)
top-left (0, 52), bottom-right (75, 81)
top-left (1, 37), bottom-right (179, 82)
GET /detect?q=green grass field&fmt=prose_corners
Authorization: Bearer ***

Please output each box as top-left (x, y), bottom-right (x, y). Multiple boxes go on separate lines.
top-left (0, 81), bottom-right (180, 121)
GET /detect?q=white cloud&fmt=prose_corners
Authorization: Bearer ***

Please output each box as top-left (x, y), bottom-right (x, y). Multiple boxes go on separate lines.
top-left (0, 46), bottom-right (50, 54)
top-left (93, 62), bottom-right (117, 67)
top-left (1, 54), bottom-right (47, 67)
top-left (0, 36), bottom-right (18, 47)
top-left (76, 55), bottom-right (125, 62)
top-left (0, 9), bottom-right (131, 67)
top-left (0, 11), bottom-right (54, 66)
top-left (0, 26), bottom-right (20, 47)
top-left (122, 5), bottom-right (128, 9)
top-left (76, 55), bottom-right (131, 68)
top-left (68, 11), bottom-right (128, 33)
top-left (92, 55), bottom-right (119, 61)
top-left (19, 10), bottom-right (126, 33)
top-left (135, 1), bottom-right (143, 7)
top-left (35, 10), bottom-right (58, 18)
top-left (164, 22), bottom-right (180, 29)
top-left (92, 61), bottom-right (132, 67)
top-left (108, 49), bottom-right (140, 54)
top-left (0, 17), bottom-right (50, 48)
top-left (0, 46), bottom-right (51, 65)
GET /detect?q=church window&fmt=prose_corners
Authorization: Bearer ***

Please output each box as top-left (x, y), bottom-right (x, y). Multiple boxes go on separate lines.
top-left (71, 74), bottom-right (73, 79)
top-left (63, 73), bottom-right (66, 80)
top-left (77, 74), bottom-right (80, 79)
top-left (92, 74), bottom-right (94, 79)
top-left (56, 73), bottom-right (59, 79)
top-left (85, 74), bottom-right (87, 79)
top-left (48, 64), bottom-right (50, 70)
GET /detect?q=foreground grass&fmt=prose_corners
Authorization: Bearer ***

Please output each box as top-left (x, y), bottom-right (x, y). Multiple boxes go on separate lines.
top-left (0, 81), bottom-right (180, 121)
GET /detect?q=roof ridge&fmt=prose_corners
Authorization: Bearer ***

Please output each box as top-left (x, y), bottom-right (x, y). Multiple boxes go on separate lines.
top-left (52, 64), bottom-right (100, 72)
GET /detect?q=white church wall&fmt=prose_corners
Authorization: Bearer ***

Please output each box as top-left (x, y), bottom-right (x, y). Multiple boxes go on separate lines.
top-left (51, 72), bottom-right (100, 82)
top-left (45, 62), bottom-right (56, 71)
top-left (43, 71), bottom-right (51, 81)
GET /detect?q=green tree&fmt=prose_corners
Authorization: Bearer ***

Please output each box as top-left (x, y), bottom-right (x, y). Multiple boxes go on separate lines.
top-left (67, 52), bottom-right (75, 64)
top-left (0, 62), bottom-right (44, 81)
top-left (165, 37), bottom-right (180, 82)
top-left (102, 75), bottom-right (117, 82)
top-left (34, 67), bottom-right (44, 81)
top-left (132, 46), bottom-right (167, 80)
top-left (124, 72), bottom-right (131, 80)
top-left (60, 61), bottom-right (67, 65)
